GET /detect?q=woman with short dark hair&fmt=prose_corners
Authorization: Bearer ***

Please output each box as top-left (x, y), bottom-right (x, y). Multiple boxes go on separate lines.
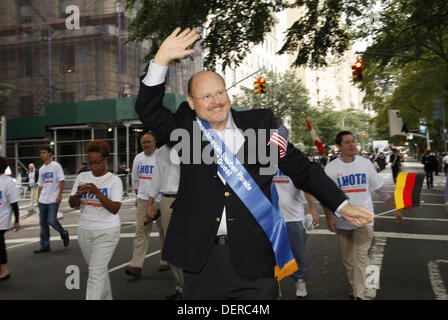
top-left (69, 140), bottom-right (123, 299)
top-left (0, 156), bottom-right (20, 281)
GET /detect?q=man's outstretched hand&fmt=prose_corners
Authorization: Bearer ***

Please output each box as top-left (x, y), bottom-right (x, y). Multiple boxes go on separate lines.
top-left (154, 27), bottom-right (199, 66)
top-left (339, 203), bottom-right (374, 227)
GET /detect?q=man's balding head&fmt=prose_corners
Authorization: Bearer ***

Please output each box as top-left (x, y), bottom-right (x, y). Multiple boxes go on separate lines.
top-left (187, 71), bottom-right (226, 97)
top-left (186, 71), bottom-right (231, 131)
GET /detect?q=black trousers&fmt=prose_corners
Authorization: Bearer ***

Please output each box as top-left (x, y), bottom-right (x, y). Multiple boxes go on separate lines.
top-left (183, 241), bottom-right (278, 300)
top-left (425, 169), bottom-right (434, 188)
top-left (392, 166), bottom-right (400, 183)
top-left (0, 230), bottom-right (7, 265)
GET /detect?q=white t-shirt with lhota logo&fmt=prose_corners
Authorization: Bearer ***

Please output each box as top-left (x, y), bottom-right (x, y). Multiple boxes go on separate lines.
top-left (38, 161), bottom-right (65, 204)
top-left (0, 175), bottom-right (20, 230)
top-left (324, 155), bottom-right (384, 230)
top-left (132, 150), bottom-right (161, 201)
top-left (71, 171), bottom-right (123, 230)
top-left (273, 168), bottom-right (305, 222)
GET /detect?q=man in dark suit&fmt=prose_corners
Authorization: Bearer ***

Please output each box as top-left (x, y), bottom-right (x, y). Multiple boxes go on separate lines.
top-left (135, 27), bottom-right (373, 299)
top-left (390, 148), bottom-right (402, 184)
top-left (421, 150), bottom-right (436, 189)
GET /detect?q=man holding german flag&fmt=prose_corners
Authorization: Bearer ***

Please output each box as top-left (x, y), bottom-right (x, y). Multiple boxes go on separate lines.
top-left (324, 131), bottom-right (404, 300)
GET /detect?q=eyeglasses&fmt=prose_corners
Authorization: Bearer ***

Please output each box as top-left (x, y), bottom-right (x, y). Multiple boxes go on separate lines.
top-left (88, 158), bottom-right (105, 166)
top-left (191, 90), bottom-right (227, 103)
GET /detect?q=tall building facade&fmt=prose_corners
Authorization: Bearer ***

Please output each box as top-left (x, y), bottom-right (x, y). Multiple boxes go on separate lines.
top-left (217, 12), bottom-right (290, 101)
top-left (0, 0), bottom-right (151, 118)
top-left (285, 6), bottom-right (364, 111)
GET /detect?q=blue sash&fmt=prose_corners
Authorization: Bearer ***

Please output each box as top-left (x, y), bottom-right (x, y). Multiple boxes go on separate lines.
top-left (197, 118), bottom-right (298, 280)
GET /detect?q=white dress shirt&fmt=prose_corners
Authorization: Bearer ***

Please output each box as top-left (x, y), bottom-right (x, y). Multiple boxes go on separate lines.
top-left (149, 145), bottom-right (180, 198)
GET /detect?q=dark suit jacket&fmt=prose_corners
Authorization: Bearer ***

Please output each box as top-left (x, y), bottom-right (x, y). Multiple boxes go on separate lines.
top-left (135, 82), bottom-right (347, 278)
top-left (28, 169), bottom-right (39, 184)
top-left (34, 169), bottom-right (39, 184)
top-left (390, 153), bottom-right (402, 170)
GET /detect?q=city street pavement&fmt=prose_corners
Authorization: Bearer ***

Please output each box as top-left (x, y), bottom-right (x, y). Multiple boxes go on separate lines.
top-left (1, 158), bottom-right (447, 301)
top-left (279, 158), bottom-right (448, 300)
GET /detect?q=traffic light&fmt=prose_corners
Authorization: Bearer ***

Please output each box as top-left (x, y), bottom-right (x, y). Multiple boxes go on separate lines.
top-left (254, 77), bottom-right (266, 94)
top-left (259, 77), bottom-right (266, 94)
top-left (352, 60), bottom-right (364, 82)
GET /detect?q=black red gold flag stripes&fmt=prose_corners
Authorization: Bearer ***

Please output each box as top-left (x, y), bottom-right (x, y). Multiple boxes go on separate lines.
top-left (394, 172), bottom-right (424, 209)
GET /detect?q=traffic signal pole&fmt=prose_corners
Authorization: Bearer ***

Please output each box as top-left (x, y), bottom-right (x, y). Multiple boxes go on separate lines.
top-left (356, 51), bottom-right (448, 152)
top-left (226, 69), bottom-right (262, 91)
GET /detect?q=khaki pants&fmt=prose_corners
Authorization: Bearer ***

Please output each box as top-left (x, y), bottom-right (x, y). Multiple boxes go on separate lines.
top-left (336, 226), bottom-right (374, 299)
top-left (129, 198), bottom-right (166, 268)
top-left (29, 186), bottom-right (38, 212)
top-left (159, 196), bottom-right (184, 292)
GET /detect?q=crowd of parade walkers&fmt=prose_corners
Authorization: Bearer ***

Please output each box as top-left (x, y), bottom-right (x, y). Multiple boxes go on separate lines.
top-left (0, 139), bottom-right (444, 299)
top-left (309, 150), bottom-right (448, 176)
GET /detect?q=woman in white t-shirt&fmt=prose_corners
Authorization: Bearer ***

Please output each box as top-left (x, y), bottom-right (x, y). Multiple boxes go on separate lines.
top-left (0, 157), bottom-right (20, 281)
top-left (69, 140), bottom-right (123, 300)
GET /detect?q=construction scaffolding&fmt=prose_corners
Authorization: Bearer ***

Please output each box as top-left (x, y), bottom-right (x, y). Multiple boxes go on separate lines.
top-left (0, 0), bottom-right (204, 177)
top-left (0, 0), bottom-right (149, 118)
top-left (7, 121), bottom-right (146, 191)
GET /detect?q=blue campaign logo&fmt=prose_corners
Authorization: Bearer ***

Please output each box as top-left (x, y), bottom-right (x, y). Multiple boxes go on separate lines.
top-left (138, 165), bottom-right (154, 175)
top-left (42, 172), bottom-right (54, 180)
top-left (82, 188), bottom-right (109, 199)
top-left (0, 190), bottom-right (2, 200)
top-left (336, 173), bottom-right (366, 188)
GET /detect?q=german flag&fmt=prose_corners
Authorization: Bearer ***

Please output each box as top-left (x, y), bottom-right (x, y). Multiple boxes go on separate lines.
top-left (394, 172), bottom-right (424, 209)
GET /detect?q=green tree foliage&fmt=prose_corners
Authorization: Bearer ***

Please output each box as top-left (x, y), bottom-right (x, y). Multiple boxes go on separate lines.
top-left (124, 0), bottom-right (285, 71)
top-left (359, 0), bottom-right (448, 151)
top-left (290, 100), bottom-right (343, 151)
top-left (290, 102), bottom-right (377, 153)
top-left (279, 0), bottom-right (373, 67)
top-left (124, 0), bottom-right (373, 69)
top-left (233, 69), bottom-right (311, 122)
top-left (123, 0), bottom-right (447, 151)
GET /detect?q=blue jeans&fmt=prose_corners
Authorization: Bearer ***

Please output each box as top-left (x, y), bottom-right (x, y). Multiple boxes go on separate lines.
top-left (39, 203), bottom-right (67, 249)
top-left (286, 221), bottom-right (307, 280)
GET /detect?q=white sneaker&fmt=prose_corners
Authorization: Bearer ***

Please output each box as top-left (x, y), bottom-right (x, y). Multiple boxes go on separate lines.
top-left (295, 279), bottom-right (308, 298)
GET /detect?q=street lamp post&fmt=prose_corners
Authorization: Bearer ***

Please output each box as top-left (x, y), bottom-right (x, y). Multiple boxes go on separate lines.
top-left (341, 110), bottom-right (356, 128)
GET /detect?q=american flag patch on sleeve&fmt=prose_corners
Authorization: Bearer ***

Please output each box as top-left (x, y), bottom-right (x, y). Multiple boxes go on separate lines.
top-left (269, 124), bottom-right (289, 158)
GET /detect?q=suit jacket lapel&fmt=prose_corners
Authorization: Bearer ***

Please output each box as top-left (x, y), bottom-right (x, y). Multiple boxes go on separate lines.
top-left (231, 109), bottom-right (251, 164)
